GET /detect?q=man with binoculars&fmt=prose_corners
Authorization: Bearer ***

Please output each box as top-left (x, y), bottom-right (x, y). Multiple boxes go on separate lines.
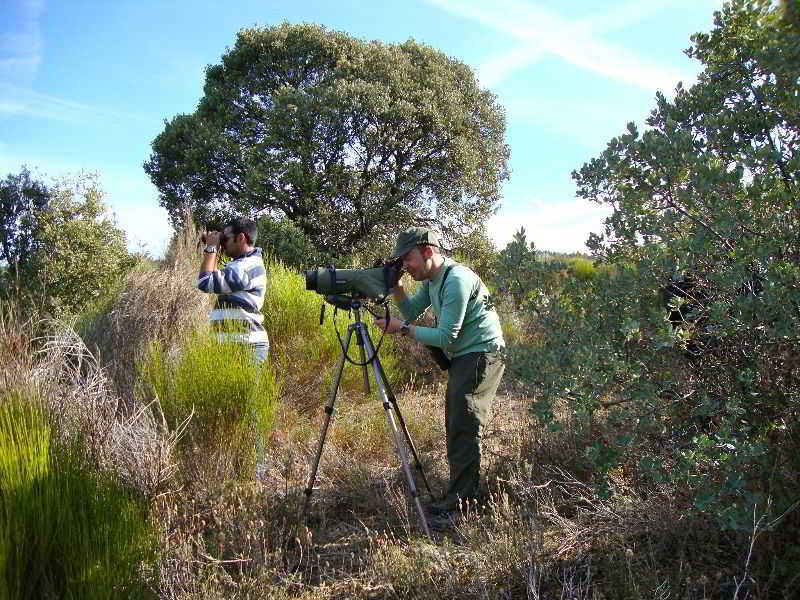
top-left (197, 218), bottom-right (269, 363)
top-left (374, 227), bottom-right (505, 516)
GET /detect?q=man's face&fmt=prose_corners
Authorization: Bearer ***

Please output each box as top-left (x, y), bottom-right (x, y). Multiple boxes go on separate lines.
top-left (402, 246), bottom-right (430, 281)
top-left (222, 226), bottom-right (246, 258)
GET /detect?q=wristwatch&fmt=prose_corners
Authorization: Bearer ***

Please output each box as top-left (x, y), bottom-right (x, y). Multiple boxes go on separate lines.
top-left (203, 244), bottom-right (218, 254)
top-left (400, 320), bottom-right (411, 336)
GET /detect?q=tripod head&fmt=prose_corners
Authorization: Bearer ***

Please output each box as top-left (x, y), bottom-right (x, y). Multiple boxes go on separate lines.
top-left (319, 293), bottom-right (390, 323)
top-left (317, 292), bottom-right (393, 370)
top-left (323, 293), bottom-right (367, 311)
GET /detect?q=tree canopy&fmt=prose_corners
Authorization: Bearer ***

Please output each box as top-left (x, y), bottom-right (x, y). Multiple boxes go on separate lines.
top-left (145, 23), bottom-right (509, 257)
top-left (0, 167), bottom-right (51, 271)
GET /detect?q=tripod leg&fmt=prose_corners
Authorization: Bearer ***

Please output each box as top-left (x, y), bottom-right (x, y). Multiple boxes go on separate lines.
top-left (374, 356), bottom-right (436, 502)
top-left (359, 324), bottom-right (432, 538)
top-left (355, 319), bottom-right (371, 394)
top-left (302, 324), bottom-right (354, 520)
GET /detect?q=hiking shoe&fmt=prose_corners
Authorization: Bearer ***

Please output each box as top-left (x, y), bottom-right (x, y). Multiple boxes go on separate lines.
top-left (428, 514), bottom-right (459, 531)
top-left (425, 496), bottom-right (472, 516)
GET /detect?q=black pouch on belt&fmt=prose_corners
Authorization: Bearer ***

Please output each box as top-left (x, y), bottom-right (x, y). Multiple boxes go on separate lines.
top-left (426, 345), bottom-right (451, 371)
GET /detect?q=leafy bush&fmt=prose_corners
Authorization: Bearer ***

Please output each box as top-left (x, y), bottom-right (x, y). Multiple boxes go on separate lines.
top-left (1, 172), bottom-right (134, 318)
top-left (512, 0), bottom-right (800, 555)
top-left (566, 257), bottom-right (595, 280)
top-left (450, 225), bottom-right (498, 279)
top-left (0, 395), bottom-right (154, 599)
top-left (0, 166), bottom-right (50, 269)
top-left (257, 216), bottom-right (337, 270)
top-left (487, 228), bottom-right (582, 315)
top-left (263, 259), bottom-right (406, 411)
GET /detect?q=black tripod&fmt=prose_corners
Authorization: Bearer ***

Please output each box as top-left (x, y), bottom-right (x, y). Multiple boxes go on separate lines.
top-left (301, 295), bottom-right (434, 537)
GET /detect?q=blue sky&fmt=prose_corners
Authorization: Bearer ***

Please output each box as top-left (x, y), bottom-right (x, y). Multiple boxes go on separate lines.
top-left (1, 0), bottom-right (724, 256)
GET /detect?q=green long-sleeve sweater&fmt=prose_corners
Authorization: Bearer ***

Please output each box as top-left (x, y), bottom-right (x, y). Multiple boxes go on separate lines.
top-left (397, 258), bottom-right (505, 358)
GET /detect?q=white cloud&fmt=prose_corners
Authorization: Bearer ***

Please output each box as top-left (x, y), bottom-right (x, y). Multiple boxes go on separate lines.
top-left (502, 93), bottom-right (652, 150)
top-left (0, 55), bottom-right (40, 76)
top-left (0, 1), bottom-right (129, 123)
top-left (0, 81), bottom-right (126, 122)
top-left (433, 0), bottom-right (693, 92)
top-left (488, 197), bottom-right (612, 253)
top-left (0, 0), bottom-right (43, 87)
top-left (477, 45), bottom-right (546, 88)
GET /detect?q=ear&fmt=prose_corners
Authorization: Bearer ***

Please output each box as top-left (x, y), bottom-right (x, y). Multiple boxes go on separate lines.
top-left (421, 246), bottom-right (434, 259)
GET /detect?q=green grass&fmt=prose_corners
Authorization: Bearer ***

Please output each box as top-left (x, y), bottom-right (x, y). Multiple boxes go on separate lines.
top-left (567, 257), bottom-right (597, 280)
top-left (0, 394), bottom-right (154, 599)
top-left (140, 328), bottom-right (280, 479)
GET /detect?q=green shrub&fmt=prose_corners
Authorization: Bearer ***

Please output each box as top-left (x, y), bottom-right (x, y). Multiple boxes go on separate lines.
top-left (1, 173), bottom-right (135, 318)
top-left (257, 216), bottom-right (337, 270)
top-left (140, 329), bottom-right (279, 479)
top-left (513, 1), bottom-right (800, 550)
top-left (567, 257), bottom-right (596, 280)
top-left (0, 395), bottom-right (154, 599)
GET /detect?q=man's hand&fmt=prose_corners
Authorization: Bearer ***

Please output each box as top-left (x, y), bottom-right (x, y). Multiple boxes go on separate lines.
top-left (199, 231), bottom-right (221, 273)
top-left (203, 230), bottom-right (222, 247)
top-left (373, 316), bottom-right (404, 334)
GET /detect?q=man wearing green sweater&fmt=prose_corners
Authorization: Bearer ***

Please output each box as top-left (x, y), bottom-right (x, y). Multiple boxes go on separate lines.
top-left (374, 227), bottom-right (505, 515)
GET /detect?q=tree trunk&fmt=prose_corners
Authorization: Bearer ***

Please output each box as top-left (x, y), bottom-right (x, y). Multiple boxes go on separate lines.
top-left (781, 0), bottom-right (799, 31)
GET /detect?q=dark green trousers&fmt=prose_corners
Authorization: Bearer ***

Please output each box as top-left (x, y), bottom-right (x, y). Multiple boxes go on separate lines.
top-left (443, 350), bottom-right (505, 506)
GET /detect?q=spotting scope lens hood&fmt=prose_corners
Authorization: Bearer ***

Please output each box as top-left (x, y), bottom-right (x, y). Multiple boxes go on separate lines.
top-left (305, 268), bottom-right (319, 291)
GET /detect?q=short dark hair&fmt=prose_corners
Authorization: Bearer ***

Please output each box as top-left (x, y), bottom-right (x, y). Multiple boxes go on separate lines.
top-left (227, 218), bottom-right (258, 245)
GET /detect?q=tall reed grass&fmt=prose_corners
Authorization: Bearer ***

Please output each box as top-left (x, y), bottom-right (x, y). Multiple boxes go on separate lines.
top-left (0, 395), bottom-right (155, 599)
top-left (139, 328), bottom-right (280, 480)
top-left (93, 220), bottom-right (211, 401)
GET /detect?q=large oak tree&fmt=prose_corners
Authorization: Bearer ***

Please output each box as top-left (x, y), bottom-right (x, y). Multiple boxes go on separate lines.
top-left (145, 23), bottom-right (510, 257)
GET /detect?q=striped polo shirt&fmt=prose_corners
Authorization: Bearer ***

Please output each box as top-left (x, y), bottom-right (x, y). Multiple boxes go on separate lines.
top-left (197, 248), bottom-right (268, 346)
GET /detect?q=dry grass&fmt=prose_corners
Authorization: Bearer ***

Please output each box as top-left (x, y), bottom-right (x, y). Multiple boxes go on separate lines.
top-left (91, 220), bottom-right (211, 400)
top-left (151, 382), bottom-right (541, 598)
top-left (0, 306), bottom-right (184, 515)
top-left (3, 296), bottom-right (781, 598)
top-left (0, 302), bottom-right (36, 392)
top-left (147, 370), bottom-right (788, 599)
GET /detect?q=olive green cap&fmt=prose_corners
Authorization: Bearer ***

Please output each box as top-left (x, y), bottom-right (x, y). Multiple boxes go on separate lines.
top-left (391, 227), bottom-right (441, 259)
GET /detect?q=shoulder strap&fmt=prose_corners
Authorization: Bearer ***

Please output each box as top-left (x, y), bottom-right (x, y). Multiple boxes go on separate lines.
top-left (439, 265), bottom-right (455, 298)
top-left (430, 265), bottom-right (455, 327)
top-left (444, 264), bottom-right (480, 300)
top-left (435, 264), bottom-right (485, 325)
